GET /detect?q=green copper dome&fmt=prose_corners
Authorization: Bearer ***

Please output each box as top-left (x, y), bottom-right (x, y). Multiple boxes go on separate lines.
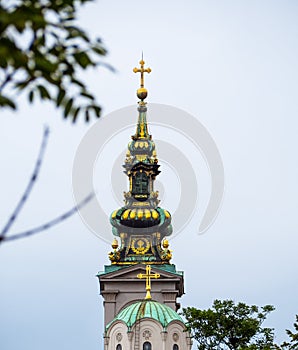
top-left (106, 300), bottom-right (184, 331)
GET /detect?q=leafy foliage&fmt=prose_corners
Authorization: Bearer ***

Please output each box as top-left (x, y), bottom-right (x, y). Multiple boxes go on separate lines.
top-left (0, 0), bottom-right (111, 122)
top-left (183, 299), bottom-right (275, 350)
top-left (275, 315), bottom-right (298, 350)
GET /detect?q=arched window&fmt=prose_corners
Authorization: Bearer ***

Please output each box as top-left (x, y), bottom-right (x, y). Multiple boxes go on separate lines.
top-left (143, 341), bottom-right (152, 350)
top-left (116, 344), bottom-right (122, 350)
top-left (173, 344), bottom-right (179, 350)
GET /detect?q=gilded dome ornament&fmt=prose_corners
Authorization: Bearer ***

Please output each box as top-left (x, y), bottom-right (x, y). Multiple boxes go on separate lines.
top-left (108, 238), bottom-right (120, 263)
top-left (131, 238), bottom-right (150, 255)
top-left (133, 56), bottom-right (151, 101)
top-left (162, 238), bottom-right (169, 249)
top-left (111, 238), bottom-right (118, 250)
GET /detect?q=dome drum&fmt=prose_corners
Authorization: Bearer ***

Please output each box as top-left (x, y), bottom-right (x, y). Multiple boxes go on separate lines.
top-left (104, 300), bottom-right (192, 350)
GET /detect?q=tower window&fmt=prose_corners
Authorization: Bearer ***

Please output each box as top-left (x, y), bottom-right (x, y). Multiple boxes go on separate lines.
top-left (132, 172), bottom-right (149, 195)
top-left (173, 345), bottom-right (179, 350)
top-left (116, 344), bottom-right (122, 350)
top-left (143, 341), bottom-right (152, 350)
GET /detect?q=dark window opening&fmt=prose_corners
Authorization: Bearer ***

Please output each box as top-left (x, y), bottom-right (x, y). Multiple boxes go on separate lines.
top-left (132, 172), bottom-right (149, 195)
top-left (143, 341), bottom-right (152, 350)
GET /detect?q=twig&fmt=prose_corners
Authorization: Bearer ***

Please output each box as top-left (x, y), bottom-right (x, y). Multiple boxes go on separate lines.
top-left (0, 126), bottom-right (50, 243)
top-left (2, 192), bottom-right (95, 242)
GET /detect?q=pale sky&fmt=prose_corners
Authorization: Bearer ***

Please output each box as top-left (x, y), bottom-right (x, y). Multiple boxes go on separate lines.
top-left (1, 1), bottom-right (298, 349)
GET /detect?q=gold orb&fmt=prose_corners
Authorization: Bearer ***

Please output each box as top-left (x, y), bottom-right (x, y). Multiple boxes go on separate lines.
top-left (137, 88), bottom-right (148, 100)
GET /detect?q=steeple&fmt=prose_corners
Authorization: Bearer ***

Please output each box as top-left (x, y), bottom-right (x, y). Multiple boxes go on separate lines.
top-left (109, 57), bottom-right (173, 265)
top-left (98, 60), bottom-right (187, 348)
top-left (132, 57), bottom-right (151, 140)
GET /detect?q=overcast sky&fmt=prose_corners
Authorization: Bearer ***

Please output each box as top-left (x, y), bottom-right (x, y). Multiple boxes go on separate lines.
top-left (1, 1), bottom-right (298, 349)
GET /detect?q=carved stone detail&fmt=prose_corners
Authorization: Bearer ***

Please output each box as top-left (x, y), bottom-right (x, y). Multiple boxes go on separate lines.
top-left (101, 291), bottom-right (118, 302)
top-left (104, 336), bottom-right (110, 345)
top-left (127, 331), bottom-right (134, 342)
top-left (142, 329), bottom-right (152, 340)
top-left (116, 332), bottom-right (122, 342)
top-left (161, 331), bottom-right (168, 341)
top-left (173, 332), bottom-right (179, 341)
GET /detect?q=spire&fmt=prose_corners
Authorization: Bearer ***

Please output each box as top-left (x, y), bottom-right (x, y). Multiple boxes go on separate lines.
top-left (133, 55), bottom-right (151, 101)
top-left (109, 57), bottom-right (173, 266)
top-left (132, 56), bottom-right (151, 139)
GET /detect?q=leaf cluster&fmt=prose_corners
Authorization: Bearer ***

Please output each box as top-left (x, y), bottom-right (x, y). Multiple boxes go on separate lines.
top-left (0, 0), bottom-right (111, 122)
top-left (182, 300), bottom-right (275, 350)
top-left (274, 315), bottom-right (298, 350)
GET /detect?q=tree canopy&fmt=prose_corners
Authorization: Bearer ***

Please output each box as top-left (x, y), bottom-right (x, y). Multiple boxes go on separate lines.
top-left (183, 299), bottom-right (275, 350)
top-left (0, 0), bottom-right (111, 122)
top-left (275, 315), bottom-right (298, 350)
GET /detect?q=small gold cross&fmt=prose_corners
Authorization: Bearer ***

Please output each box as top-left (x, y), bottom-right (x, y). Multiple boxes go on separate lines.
top-left (137, 265), bottom-right (160, 300)
top-left (133, 58), bottom-right (151, 88)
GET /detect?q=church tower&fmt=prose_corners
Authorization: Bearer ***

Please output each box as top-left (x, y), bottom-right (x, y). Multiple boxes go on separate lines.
top-left (98, 58), bottom-right (192, 350)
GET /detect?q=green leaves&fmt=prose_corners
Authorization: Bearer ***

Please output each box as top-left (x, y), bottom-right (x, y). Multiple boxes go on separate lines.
top-left (182, 300), bottom-right (275, 350)
top-left (73, 51), bottom-right (93, 69)
top-left (276, 315), bottom-right (298, 350)
top-left (37, 85), bottom-right (51, 100)
top-left (56, 89), bottom-right (66, 107)
top-left (28, 90), bottom-right (34, 103)
top-left (0, 94), bottom-right (16, 109)
top-left (64, 98), bottom-right (73, 118)
top-left (80, 91), bottom-right (95, 100)
top-left (0, 0), bottom-right (111, 122)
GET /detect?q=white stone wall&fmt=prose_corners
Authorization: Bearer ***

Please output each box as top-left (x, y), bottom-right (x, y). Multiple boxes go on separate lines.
top-left (166, 321), bottom-right (193, 350)
top-left (106, 318), bottom-right (192, 350)
top-left (105, 321), bottom-right (130, 350)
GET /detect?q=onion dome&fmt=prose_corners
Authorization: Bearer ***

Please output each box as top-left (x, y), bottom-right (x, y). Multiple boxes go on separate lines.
top-left (106, 300), bottom-right (184, 331)
top-left (110, 207), bottom-right (171, 230)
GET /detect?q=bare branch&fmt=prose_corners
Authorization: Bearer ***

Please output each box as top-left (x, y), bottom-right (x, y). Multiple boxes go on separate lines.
top-left (2, 192), bottom-right (95, 243)
top-left (0, 126), bottom-right (50, 243)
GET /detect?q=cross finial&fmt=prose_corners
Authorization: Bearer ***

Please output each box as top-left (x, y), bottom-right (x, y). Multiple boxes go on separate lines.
top-left (133, 57), bottom-right (151, 89)
top-left (137, 265), bottom-right (160, 300)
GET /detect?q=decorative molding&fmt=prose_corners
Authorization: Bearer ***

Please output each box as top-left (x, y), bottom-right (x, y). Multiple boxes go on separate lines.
top-left (142, 329), bottom-right (152, 340)
top-left (162, 291), bottom-right (177, 301)
top-left (116, 333), bottom-right (122, 342)
top-left (101, 291), bottom-right (119, 302)
top-left (161, 331), bottom-right (168, 341)
top-left (173, 332), bottom-right (179, 342)
top-left (103, 336), bottom-right (110, 345)
top-left (186, 335), bottom-right (193, 346)
top-left (127, 331), bottom-right (134, 342)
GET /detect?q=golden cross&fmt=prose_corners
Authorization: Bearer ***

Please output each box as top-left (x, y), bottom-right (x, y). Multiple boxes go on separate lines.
top-left (133, 58), bottom-right (151, 88)
top-left (137, 265), bottom-right (160, 300)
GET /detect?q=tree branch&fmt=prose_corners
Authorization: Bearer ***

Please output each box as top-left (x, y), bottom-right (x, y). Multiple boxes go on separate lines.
top-left (0, 126), bottom-right (50, 244)
top-left (2, 192), bottom-right (95, 243)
